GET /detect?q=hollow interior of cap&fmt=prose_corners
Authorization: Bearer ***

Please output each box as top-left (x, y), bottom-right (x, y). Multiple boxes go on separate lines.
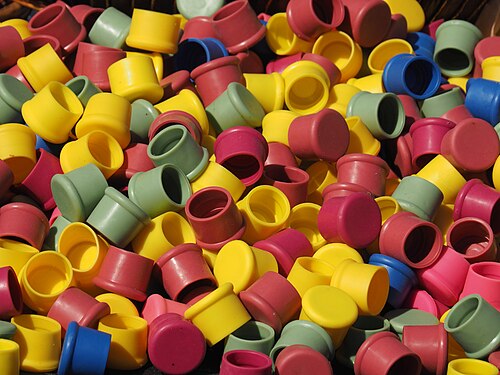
top-left (231, 321), bottom-right (274, 341)
top-left (387, 354), bottom-right (421, 375)
top-left (490, 199), bottom-right (500, 234)
top-left (221, 154), bottom-right (260, 182)
top-left (313, 0), bottom-right (333, 24)
top-left (449, 220), bottom-right (492, 257)
top-left (265, 164), bottom-right (307, 184)
top-left (160, 213), bottom-right (194, 245)
top-left (289, 76), bottom-right (326, 111)
top-left (377, 95), bottom-right (400, 136)
top-left (248, 189), bottom-right (288, 224)
top-left (404, 225), bottom-right (437, 264)
top-left (225, 350), bottom-right (270, 368)
top-left (446, 296), bottom-right (479, 329)
top-left (30, 4), bottom-right (61, 29)
top-left (404, 59), bottom-right (436, 97)
top-left (435, 48), bottom-right (470, 72)
top-left (188, 189), bottom-right (229, 219)
top-left (161, 166), bottom-right (185, 204)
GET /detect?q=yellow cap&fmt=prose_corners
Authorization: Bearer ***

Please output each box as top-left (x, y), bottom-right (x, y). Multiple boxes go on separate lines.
top-left (493, 155), bottom-right (500, 191)
top-left (300, 285), bottom-right (358, 348)
top-left (0, 339), bottom-right (19, 375)
top-left (416, 154), bottom-right (467, 204)
top-left (289, 202), bottom-right (327, 251)
top-left (305, 161), bottom-right (337, 205)
top-left (313, 243), bottom-right (363, 268)
top-left (1, 19), bottom-right (31, 39)
top-left (384, 0), bottom-right (425, 32)
top-left (261, 110), bottom-right (299, 146)
top-left (127, 51), bottom-right (164, 82)
top-left (184, 283), bottom-right (251, 346)
top-left (0, 123), bottom-right (37, 184)
top-left (347, 73), bottom-right (385, 93)
top-left (368, 38), bottom-right (414, 74)
top-left (265, 13), bottom-right (313, 55)
top-left (11, 314), bottom-right (61, 372)
top-left (98, 313), bottom-right (148, 370)
top-left (433, 203), bottom-right (455, 244)
top-left (287, 256), bottom-right (335, 297)
top-left (447, 77), bottom-right (470, 92)
top-left (326, 83), bottom-right (361, 117)
top-left (20, 251), bottom-right (74, 314)
top-left (482, 56), bottom-right (500, 82)
top-left (244, 72), bottom-right (285, 113)
top-left (345, 116), bottom-right (381, 155)
top-left (375, 196), bottom-right (401, 224)
top-left (0, 239), bottom-right (39, 279)
top-left (202, 248), bottom-right (218, 269)
top-left (313, 31), bottom-right (363, 82)
top-left (214, 240), bottom-right (278, 294)
top-left (447, 359), bottom-right (499, 375)
top-left (95, 293), bottom-right (139, 316)
top-left (237, 185), bottom-right (291, 244)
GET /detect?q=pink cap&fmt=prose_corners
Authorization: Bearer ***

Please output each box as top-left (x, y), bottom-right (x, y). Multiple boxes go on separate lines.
top-left (148, 313), bottom-right (206, 374)
top-left (156, 243), bottom-right (216, 302)
top-left (488, 351), bottom-right (500, 369)
top-left (236, 50), bottom-right (264, 74)
top-left (441, 118), bottom-right (500, 173)
top-left (69, 4), bottom-right (104, 32)
top-left (141, 294), bottom-right (188, 325)
top-left (149, 110), bottom-right (203, 144)
top-left (259, 165), bottom-right (309, 207)
top-left (425, 19), bottom-right (444, 40)
top-left (160, 70), bottom-right (198, 100)
top-left (318, 192), bottom-right (381, 248)
top-left (0, 266), bottom-right (23, 320)
top-left (402, 324), bottom-right (447, 375)
top-left (191, 56), bottom-right (245, 107)
top-left (180, 16), bottom-right (217, 43)
top-left (275, 345), bottom-right (333, 375)
top-left (398, 95), bottom-right (422, 131)
top-left (409, 118), bottom-right (455, 169)
top-left (93, 245), bottom-right (154, 302)
top-left (47, 287), bottom-right (110, 335)
top-left (18, 149), bottom-right (63, 211)
top-left (336, 153), bottom-right (389, 197)
top-left (220, 350), bottom-right (273, 375)
top-left (322, 182), bottom-right (370, 202)
top-left (110, 143), bottom-right (155, 185)
top-left (253, 228), bottom-right (314, 276)
top-left (0, 26), bottom-right (25, 72)
top-left (416, 246), bottom-right (470, 307)
top-left (5, 64), bottom-right (33, 92)
top-left (214, 126), bottom-right (268, 186)
top-left (239, 271), bottom-right (301, 334)
top-left (288, 108), bottom-right (350, 163)
top-left (23, 34), bottom-right (63, 57)
top-left (460, 262), bottom-right (500, 310)
top-left (0, 202), bottom-right (49, 250)
top-left (0, 160), bottom-right (14, 202)
top-left (266, 53), bottom-right (304, 75)
top-left (403, 289), bottom-right (441, 318)
top-left (265, 143), bottom-right (299, 168)
top-left (440, 105), bottom-right (473, 124)
top-left (384, 13), bottom-right (408, 40)
top-left (473, 36), bottom-right (500, 78)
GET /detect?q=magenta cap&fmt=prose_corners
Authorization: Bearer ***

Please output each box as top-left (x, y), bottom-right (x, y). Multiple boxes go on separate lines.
top-left (379, 212), bottom-right (443, 269)
top-left (160, 70), bottom-right (198, 100)
top-left (148, 313), bottom-right (206, 374)
top-left (141, 294), bottom-right (188, 324)
top-left (322, 182), bottom-right (371, 202)
top-left (0, 160), bottom-right (14, 202)
top-left (354, 331), bottom-right (422, 375)
top-left (265, 143), bottom-right (299, 168)
top-left (220, 350), bottom-right (273, 375)
top-left (398, 95), bottom-right (422, 131)
top-left (440, 105), bottom-right (473, 124)
top-left (259, 164), bottom-right (309, 207)
top-left (148, 110), bottom-right (203, 144)
top-left (460, 262), bottom-right (500, 311)
top-left (185, 187), bottom-right (245, 250)
top-left (453, 178), bottom-right (500, 235)
top-left (416, 246), bottom-right (470, 307)
top-left (336, 153), bottom-right (389, 197)
top-left (214, 126), bottom-right (269, 186)
top-left (409, 118), bottom-right (455, 169)
top-left (239, 271), bottom-right (301, 334)
top-left (288, 108), bottom-right (350, 163)
top-left (394, 128), bottom-right (416, 177)
top-left (110, 143), bottom-right (155, 185)
top-left (156, 243), bottom-right (217, 302)
top-left (47, 287), bottom-right (110, 336)
top-left (441, 118), bottom-right (500, 173)
top-left (18, 149), bottom-right (62, 211)
top-left (69, 4), bottom-right (104, 32)
top-left (180, 16), bottom-right (217, 43)
top-left (402, 324), bottom-right (448, 375)
top-left (0, 26), bottom-right (25, 72)
top-left (266, 53), bottom-right (304, 75)
top-left (275, 345), bottom-right (333, 375)
top-left (191, 55), bottom-right (245, 107)
top-left (93, 245), bottom-right (154, 302)
top-left (403, 289), bottom-right (442, 318)
top-left (236, 50), bottom-right (264, 74)
top-left (0, 202), bottom-right (49, 249)
top-left (211, 0), bottom-right (266, 54)
top-left (473, 36), bottom-right (500, 78)
top-left (286, 0), bottom-right (345, 41)
top-left (318, 192), bottom-right (381, 249)
top-left (385, 13), bottom-right (408, 40)
top-left (0, 266), bottom-right (23, 320)
top-left (253, 228), bottom-right (314, 276)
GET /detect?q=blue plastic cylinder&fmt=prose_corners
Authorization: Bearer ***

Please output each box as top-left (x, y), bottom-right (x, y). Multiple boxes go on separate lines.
top-left (369, 254), bottom-right (417, 309)
top-left (465, 78), bottom-right (500, 125)
top-left (406, 32), bottom-right (435, 60)
top-left (58, 321), bottom-right (111, 375)
top-left (175, 37), bottom-right (228, 72)
top-left (383, 53), bottom-right (442, 100)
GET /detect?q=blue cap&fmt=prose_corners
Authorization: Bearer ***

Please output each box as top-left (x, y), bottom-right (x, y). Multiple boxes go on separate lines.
top-left (406, 32), bottom-right (436, 61)
top-left (465, 78), bottom-right (500, 125)
top-left (176, 37), bottom-right (228, 72)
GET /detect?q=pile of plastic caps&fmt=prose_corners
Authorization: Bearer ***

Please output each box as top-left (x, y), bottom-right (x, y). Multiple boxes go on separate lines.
top-left (0, 0), bottom-right (500, 374)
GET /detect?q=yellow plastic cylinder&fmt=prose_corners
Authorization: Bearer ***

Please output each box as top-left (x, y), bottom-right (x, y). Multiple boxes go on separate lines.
top-left (347, 73), bottom-right (385, 93)
top-left (57, 222), bottom-right (108, 294)
top-left (289, 202), bottom-right (327, 251)
top-left (126, 8), bottom-right (180, 54)
top-left (367, 38), bottom-right (414, 74)
top-left (287, 256), bottom-right (335, 297)
top-left (75, 92), bottom-right (132, 149)
top-left (20, 251), bottom-right (74, 314)
top-left (131, 211), bottom-right (196, 261)
top-left (447, 358), bottom-right (499, 375)
top-left (433, 203), bottom-right (455, 244)
top-left (282, 60), bottom-right (330, 115)
top-left (98, 313), bottom-right (148, 370)
top-left (108, 55), bottom-right (163, 104)
top-left (312, 31), bottom-right (363, 82)
top-left (0, 338), bottom-right (19, 375)
top-left (300, 285), bottom-right (358, 348)
top-left (265, 13), bottom-right (313, 55)
top-left (0, 123), bottom-right (37, 184)
top-left (313, 243), bottom-right (363, 268)
top-left (375, 196), bottom-right (402, 224)
top-left (244, 72), bottom-right (285, 113)
top-left (95, 293), bottom-right (139, 316)
top-left (236, 185), bottom-right (291, 244)
top-left (305, 161), bottom-right (337, 205)
top-left (345, 116), bottom-right (381, 155)
top-left (261, 110), bottom-right (299, 146)
top-left (184, 282), bottom-right (251, 346)
top-left (127, 51), bottom-right (164, 82)
top-left (22, 81), bottom-right (83, 144)
top-left (384, 0), bottom-right (425, 32)
top-left (492, 155), bottom-right (500, 191)
top-left (213, 240), bottom-right (278, 294)
top-left (482, 56), bottom-right (500, 82)
top-left (331, 259), bottom-right (390, 316)
top-left (0, 239), bottom-right (39, 279)
top-left (59, 130), bottom-right (124, 179)
top-left (17, 43), bottom-right (73, 92)
top-left (11, 314), bottom-right (61, 372)
top-left (326, 83), bottom-right (361, 117)
top-left (416, 154), bottom-right (467, 204)
top-left (2, 19), bottom-right (31, 39)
